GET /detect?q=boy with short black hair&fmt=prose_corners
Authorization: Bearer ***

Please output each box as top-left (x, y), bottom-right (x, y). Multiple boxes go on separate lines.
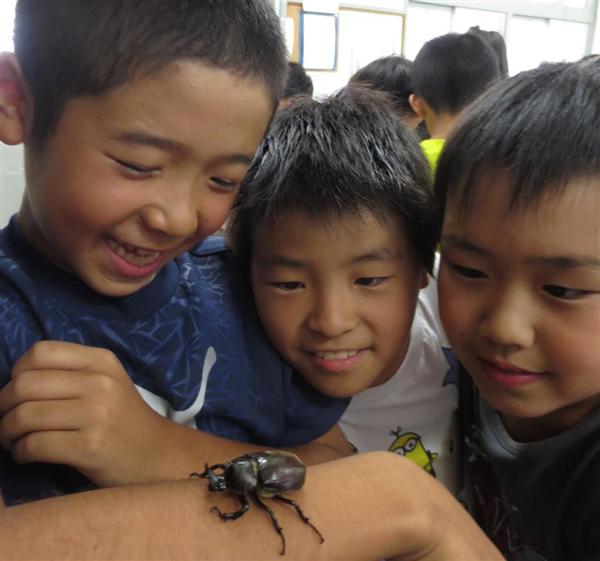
top-left (228, 87), bottom-right (459, 490)
top-left (409, 32), bottom-right (499, 173)
top-left (279, 61), bottom-right (314, 109)
top-left (435, 57), bottom-right (600, 561)
top-left (348, 55), bottom-right (421, 129)
top-left (0, 0), bottom-right (348, 507)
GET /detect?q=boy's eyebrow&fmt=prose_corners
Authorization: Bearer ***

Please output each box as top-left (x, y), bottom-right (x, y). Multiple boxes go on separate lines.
top-left (528, 255), bottom-right (600, 269)
top-left (441, 235), bottom-right (489, 256)
top-left (112, 131), bottom-right (254, 164)
top-left (442, 235), bottom-right (600, 269)
top-left (256, 255), bottom-right (305, 269)
top-left (256, 249), bottom-right (399, 269)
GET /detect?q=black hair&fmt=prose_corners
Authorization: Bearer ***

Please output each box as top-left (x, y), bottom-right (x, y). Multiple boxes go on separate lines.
top-left (411, 32), bottom-right (500, 114)
top-left (227, 86), bottom-right (435, 274)
top-left (348, 55), bottom-right (415, 117)
top-left (283, 61), bottom-right (314, 98)
top-left (467, 26), bottom-right (509, 78)
top-left (434, 57), bottom-right (600, 228)
top-left (14, 0), bottom-right (287, 150)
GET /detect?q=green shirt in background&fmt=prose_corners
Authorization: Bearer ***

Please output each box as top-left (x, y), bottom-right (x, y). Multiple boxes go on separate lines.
top-left (420, 138), bottom-right (446, 176)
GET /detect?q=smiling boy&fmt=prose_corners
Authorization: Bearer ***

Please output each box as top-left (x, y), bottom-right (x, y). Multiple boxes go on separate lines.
top-left (0, 0), bottom-right (348, 507)
top-left (228, 87), bottom-right (458, 489)
top-left (435, 57), bottom-right (600, 561)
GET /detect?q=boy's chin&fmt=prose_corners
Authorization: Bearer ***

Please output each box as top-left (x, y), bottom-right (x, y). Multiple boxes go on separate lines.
top-left (83, 272), bottom-right (157, 298)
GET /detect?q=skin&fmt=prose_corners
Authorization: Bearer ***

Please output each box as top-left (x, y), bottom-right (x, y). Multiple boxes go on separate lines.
top-left (251, 209), bottom-right (428, 398)
top-left (0, 452), bottom-right (503, 561)
top-left (439, 176), bottom-right (600, 442)
top-left (0, 53), bottom-right (349, 492)
top-left (18, 59), bottom-right (272, 298)
top-left (408, 95), bottom-right (457, 140)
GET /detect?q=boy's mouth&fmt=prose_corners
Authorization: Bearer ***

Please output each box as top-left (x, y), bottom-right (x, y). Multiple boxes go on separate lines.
top-left (314, 350), bottom-right (358, 360)
top-left (106, 237), bottom-right (162, 268)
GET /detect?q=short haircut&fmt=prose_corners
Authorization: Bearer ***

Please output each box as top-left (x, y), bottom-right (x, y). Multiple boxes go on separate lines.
top-left (349, 55), bottom-right (415, 117)
top-left (434, 57), bottom-right (600, 225)
top-left (283, 61), bottom-right (314, 98)
top-left (228, 86), bottom-right (436, 273)
top-left (411, 32), bottom-right (500, 114)
top-left (467, 26), bottom-right (509, 78)
top-left (14, 0), bottom-right (287, 149)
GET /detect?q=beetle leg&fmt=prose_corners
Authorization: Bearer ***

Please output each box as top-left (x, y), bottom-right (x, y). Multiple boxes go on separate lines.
top-left (210, 493), bottom-right (249, 521)
top-left (273, 495), bottom-right (325, 544)
top-left (251, 494), bottom-right (287, 555)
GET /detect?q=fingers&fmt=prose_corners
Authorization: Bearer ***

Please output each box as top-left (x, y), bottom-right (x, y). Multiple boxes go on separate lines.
top-left (9, 429), bottom-right (99, 468)
top-left (0, 398), bottom-right (84, 449)
top-left (11, 340), bottom-right (121, 376)
top-left (0, 370), bottom-right (85, 415)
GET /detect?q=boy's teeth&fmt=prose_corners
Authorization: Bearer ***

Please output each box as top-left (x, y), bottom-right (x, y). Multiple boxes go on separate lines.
top-left (107, 238), bottom-right (160, 267)
top-left (316, 350), bottom-right (358, 360)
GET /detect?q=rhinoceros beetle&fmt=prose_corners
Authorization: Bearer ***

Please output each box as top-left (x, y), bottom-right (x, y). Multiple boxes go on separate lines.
top-left (191, 450), bottom-right (324, 555)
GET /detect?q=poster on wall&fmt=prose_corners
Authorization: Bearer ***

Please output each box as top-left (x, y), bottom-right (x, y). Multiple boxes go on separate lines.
top-left (300, 11), bottom-right (338, 71)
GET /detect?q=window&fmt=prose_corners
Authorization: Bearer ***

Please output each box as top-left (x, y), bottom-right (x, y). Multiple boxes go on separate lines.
top-left (0, 0), bottom-right (16, 51)
top-left (507, 15), bottom-right (588, 74)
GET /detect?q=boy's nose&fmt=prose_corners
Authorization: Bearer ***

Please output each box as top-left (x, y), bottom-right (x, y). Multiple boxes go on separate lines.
top-left (306, 290), bottom-right (358, 338)
top-left (141, 184), bottom-right (200, 239)
top-left (478, 289), bottom-right (535, 350)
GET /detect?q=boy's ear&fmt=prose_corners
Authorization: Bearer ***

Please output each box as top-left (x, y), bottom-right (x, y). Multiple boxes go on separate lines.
top-left (408, 94), bottom-right (428, 120)
top-left (420, 271), bottom-right (430, 289)
top-left (0, 52), bottom-right (28, 145)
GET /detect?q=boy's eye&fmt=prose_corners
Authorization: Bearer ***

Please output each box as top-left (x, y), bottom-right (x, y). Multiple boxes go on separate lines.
top-left (210, 177), bottom-right (240, 192)
top-left (114, 158), bottom-right (159, 177)
top-left (451, 264), bottom-right (487, 279)
top-left (270, 281), bottom-right (304, 291)
top-left (543, 285), bottom-right (591, 300)
top-left (355, 277), bottom-right (388, 287)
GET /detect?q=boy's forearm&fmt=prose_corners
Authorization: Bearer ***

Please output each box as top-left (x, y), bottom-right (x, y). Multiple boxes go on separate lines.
top-left (139, 419), bottom-right (349, 485)
top-left (0, 452), bottom-right (501, 561)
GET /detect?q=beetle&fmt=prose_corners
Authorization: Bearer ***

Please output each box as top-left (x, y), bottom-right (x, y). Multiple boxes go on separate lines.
top-left (191, 450), bottom-right (324, 555)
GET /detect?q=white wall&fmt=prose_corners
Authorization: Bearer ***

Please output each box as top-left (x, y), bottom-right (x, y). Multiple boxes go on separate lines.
top-left (0, 0), bottom-right (23, 227)
top-left (0, 144), bottom-right (24, 227)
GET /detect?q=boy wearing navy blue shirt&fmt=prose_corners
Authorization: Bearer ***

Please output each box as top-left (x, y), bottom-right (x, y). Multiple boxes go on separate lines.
top-left (0, 0), bottom-right (348, 506)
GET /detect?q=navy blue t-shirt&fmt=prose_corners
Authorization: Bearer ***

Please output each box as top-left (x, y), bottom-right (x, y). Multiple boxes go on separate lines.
top-left (0, 217), bottom-right (348, 504)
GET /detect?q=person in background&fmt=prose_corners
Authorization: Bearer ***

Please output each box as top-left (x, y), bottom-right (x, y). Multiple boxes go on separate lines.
top-left (227, 87), bottom-right (459, 493)
top-left (0, 0), bottom-right (349, 510)
top-left (348, 55), bottom-right (422, 130)
top-left (278, 61), bottom-right (314, 109)
top-left (467, 26), bottom-right (509, 78)
top-left (409, 32), bottom-right (500, 174)
top-left (435, 56), bottom-right (600, 561)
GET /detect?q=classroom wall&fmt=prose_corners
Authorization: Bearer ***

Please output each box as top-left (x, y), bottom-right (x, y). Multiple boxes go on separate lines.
top-left (0, 144), bottom-right (24, 227)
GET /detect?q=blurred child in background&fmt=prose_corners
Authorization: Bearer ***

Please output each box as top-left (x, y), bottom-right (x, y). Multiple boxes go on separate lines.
top-left (409, 32), bottom-right (499, 174)
top-left (349, 55), bottom-right (422, 130)
top-left (278, 61), bottom-right (314, 109)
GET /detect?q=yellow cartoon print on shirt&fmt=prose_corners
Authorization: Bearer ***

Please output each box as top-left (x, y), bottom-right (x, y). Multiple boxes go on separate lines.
top-left (389, 427), bottom-right (438, 476)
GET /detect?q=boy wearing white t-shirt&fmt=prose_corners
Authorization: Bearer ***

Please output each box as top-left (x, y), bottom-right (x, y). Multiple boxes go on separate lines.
top-left (227, 87), bottom-right (458, 492)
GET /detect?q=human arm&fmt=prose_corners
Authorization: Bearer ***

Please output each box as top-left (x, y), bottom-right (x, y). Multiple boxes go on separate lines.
top-left (0, 341), bottom-right (349, 488)
top-left (0, 451), bottom-right (502, 561)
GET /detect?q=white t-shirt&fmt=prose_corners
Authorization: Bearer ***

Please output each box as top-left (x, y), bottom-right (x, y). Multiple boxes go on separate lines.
top-left (339, 278), bottom-right (459, 493)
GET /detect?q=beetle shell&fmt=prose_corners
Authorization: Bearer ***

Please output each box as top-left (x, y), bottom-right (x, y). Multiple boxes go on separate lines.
top-left (250, 451), bottom-right (306, 497)
top-left (224, 456), bottom-right (259, 494)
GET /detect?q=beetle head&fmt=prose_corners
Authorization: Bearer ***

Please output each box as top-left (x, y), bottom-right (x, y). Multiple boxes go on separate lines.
top-left (200, 463), bottom-right (228, 492)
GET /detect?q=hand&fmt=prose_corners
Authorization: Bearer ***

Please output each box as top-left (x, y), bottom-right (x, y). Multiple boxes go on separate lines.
top-left (0, 340), bottom-right (176, 487)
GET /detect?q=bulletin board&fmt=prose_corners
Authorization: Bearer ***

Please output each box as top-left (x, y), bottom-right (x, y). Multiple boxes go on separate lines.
top-left (299, 11), bottom-right (339, 71)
